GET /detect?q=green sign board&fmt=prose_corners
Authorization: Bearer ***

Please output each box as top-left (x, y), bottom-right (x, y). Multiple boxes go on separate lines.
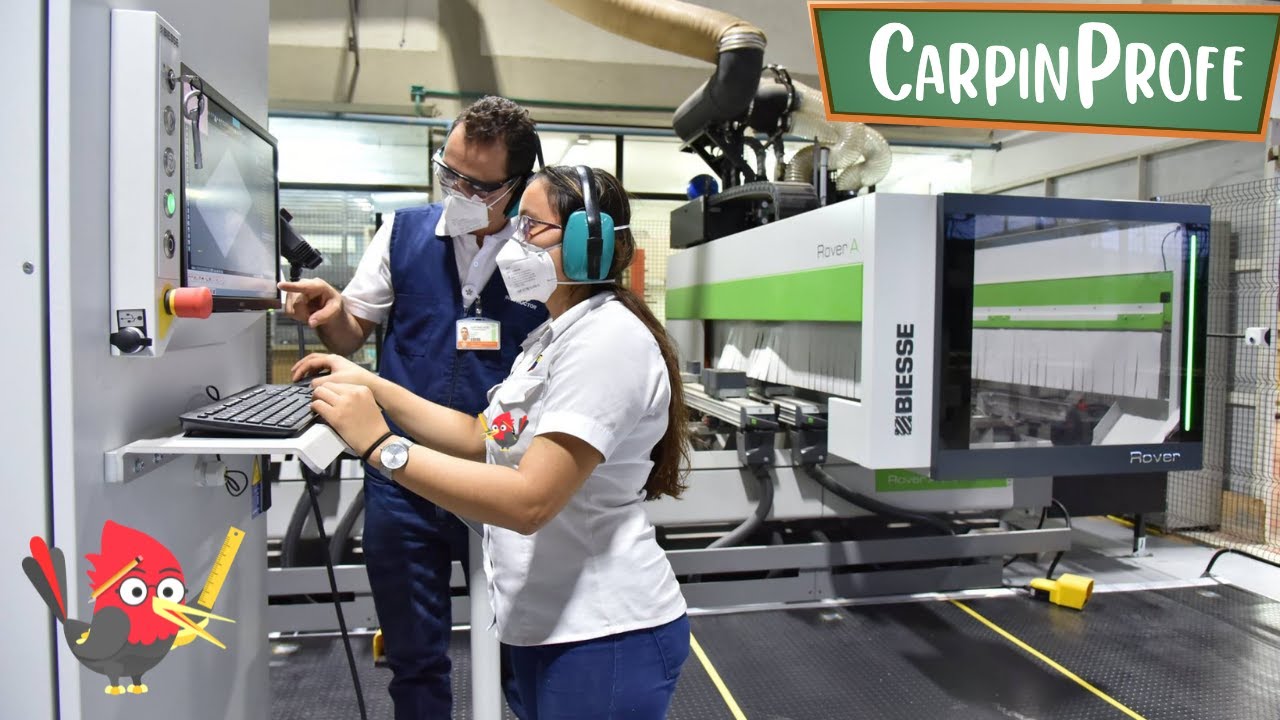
top-left (809, 2), bottom-right (1280, 140)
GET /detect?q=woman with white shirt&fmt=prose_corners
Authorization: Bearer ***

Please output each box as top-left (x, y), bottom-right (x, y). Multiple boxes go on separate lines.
top-left (294, 165), bottom-right (692, 718)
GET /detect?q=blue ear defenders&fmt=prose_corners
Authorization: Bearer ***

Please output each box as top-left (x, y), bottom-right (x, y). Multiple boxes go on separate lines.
top-left (562, 165), bottom-right (615, 282)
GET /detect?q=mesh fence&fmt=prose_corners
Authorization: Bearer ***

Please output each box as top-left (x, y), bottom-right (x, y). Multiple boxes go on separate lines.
top-left (628, 199), bottom-right (683, 324)
top-left (1157, 178), bottom-right (1280, 561)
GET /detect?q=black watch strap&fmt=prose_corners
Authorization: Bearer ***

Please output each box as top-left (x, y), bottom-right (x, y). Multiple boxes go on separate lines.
top-left (360, 431), bottom-right (395, 464)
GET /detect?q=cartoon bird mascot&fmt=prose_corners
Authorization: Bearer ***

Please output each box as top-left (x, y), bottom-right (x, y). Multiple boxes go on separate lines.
top-left (22, 520), bottom-right (232, 696)
top-left (483, 410), bottom-right (529, 451)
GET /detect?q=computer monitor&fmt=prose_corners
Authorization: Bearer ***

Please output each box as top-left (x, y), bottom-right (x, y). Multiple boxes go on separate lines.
top-left (933, 193), bottom-right (1209, 480)
top-left (180, 70), bottom-right (281, 312)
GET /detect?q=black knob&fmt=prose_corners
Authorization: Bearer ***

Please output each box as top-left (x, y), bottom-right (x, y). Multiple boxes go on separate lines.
top-left (110, 327), bottom-right (153, 354)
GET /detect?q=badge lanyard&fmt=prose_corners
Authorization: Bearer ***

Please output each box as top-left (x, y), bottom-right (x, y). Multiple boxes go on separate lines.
top-left (457, 296), bottom-right (500, 351)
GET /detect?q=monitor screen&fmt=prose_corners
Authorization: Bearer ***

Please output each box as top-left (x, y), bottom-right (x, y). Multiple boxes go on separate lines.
top-left (181, 77), bottom-right (280, 311)
top-left (934, 194), bottom-right (1209, 479)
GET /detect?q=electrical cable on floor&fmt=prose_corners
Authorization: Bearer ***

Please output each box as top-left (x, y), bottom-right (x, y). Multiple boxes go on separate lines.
top-left (1201, 548), bottom-right (1280, 577)
top-left (1004, 505), bottom-right (1050, 568)
top-left (709, 465), bottom-right (775, 548)
top-left (1044, 498), bottom-right (1071, 580)
top-left (688, 465), bottom-right (775, 583)
top-left (303, 466), bottom-right (368, 720)
top-left (805, 464), bottom-right (957, 536)
top-left (281, 481), bottom-right (313, 570)
top-left (330, 487), bottom-right (366, 565)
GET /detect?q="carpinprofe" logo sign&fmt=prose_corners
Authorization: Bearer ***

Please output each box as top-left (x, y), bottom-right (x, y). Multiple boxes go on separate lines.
top-left (810, 3), bottom-right (1280, 140)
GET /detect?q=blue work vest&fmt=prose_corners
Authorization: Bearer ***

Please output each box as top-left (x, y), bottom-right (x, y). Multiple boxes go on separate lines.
top-left (368, 204), bottom-right (548, 481)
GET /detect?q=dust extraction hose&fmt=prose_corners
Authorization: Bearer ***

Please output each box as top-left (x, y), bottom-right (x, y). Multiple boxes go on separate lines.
top-left (709, 465), bottom-right (775, 548)
top-left (805, 465), bottom-right (956, 536)
top-left (784, 81), bottom-right (893, 191)
top-left (547, 0), bottom-right (890, 189)
top-left (546, 0), bottom-right (766, 142)
top-left (546, 0), bottom-right (763, 64)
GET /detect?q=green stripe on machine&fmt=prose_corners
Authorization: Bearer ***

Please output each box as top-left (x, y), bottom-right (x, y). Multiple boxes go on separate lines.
top-left (974, 271), bottom-right (1173, 308)
top-left (973, 314), bottom-right (1167, 331)
top-left (875, 469), bottom-right (1008, 492)
top-left (665, 264), bottom-right (864, 322)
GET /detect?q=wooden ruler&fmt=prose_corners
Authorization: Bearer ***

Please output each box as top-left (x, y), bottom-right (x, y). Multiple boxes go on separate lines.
top-left (196, 526), bottom-right (244, 611)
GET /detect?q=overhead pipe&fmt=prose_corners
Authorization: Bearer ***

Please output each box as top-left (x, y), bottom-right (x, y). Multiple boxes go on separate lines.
top-left (269, 111), bottom-right (1002, 150)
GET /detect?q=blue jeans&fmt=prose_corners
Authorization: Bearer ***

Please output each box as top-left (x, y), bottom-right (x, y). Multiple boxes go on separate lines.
top-left (363, 473), bottom-right (527, 719)
top-left (504, 615), bottom-right (691, 720)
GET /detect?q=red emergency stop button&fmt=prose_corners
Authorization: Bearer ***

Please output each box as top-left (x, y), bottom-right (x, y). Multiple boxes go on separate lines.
top-left (165, 287), bottom-right (213, 319)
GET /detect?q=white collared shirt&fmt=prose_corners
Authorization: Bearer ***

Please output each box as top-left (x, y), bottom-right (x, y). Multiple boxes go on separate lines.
top-left (479, 292), bottom-right (687, 646)
top-left (342, 210), bottom-right (515, 323)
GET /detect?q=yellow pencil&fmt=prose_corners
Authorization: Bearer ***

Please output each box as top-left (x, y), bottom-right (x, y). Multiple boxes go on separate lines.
top-left (91, 555), bottom-right (143, 600)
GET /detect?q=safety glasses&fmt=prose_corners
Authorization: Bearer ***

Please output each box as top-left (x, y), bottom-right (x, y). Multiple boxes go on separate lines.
top-left (433, 150), bottom-right (517, 197)
top-left (513, 214), bottom-right (563, 240)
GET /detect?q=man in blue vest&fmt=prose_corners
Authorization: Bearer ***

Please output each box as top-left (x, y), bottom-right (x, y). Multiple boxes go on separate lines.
top-left (279, 96), bottom-right (547, 719)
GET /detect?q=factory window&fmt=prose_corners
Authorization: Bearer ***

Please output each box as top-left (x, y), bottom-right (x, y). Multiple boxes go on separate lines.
top-left (271, 117), bottom-right (432, 187)
top-left (874, 148), bottom-right (972, 194)
top-left (538, 132), bottom-right (617, 175)
top-left (623, 136), bottom-right (724, 196)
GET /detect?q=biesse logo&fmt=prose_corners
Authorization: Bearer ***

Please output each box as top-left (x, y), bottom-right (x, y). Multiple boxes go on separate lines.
top-left (894, 323), bottom-right (914, 436)
top-left (1130, 450), bottom-right (1182, 465)
top-left (809, 3), bottom-right (1280, 141)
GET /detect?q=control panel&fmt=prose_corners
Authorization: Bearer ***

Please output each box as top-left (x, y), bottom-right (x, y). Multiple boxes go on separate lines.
top-left (108, 10), bottom-right (211, 357)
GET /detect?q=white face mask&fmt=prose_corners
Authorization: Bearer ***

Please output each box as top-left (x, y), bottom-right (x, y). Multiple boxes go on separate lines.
top-left (441, 183), bottom-right (515, 237)
top-left (496, 222), bottom-right (632, 303)
top-left (496, 238), bottom-right (560, 304)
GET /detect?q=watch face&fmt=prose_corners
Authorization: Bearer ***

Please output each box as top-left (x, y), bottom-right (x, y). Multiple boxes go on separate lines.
top-left (381, 441), bottom-right (410, 470)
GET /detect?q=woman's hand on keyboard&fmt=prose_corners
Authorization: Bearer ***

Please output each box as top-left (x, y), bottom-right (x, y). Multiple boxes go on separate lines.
top-left (310, 382), bottom-right (390, 456)
top-left (292, 353), bottom-right (377, 392)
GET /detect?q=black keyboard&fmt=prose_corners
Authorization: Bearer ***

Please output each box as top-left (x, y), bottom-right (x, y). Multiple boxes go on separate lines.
top-left (180, 383), bottom-right (319, 438)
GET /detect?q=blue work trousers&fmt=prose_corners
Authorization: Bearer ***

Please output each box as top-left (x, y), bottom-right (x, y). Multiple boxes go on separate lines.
top-left (504, 614), bottom-right (691, 719)
top-left (363, 473), bottom-right (525, 719)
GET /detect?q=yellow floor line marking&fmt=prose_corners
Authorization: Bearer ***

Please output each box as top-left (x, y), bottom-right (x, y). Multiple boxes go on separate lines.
top-left (950, 600), bottom-right (1147, 720)
top-left (1106, 515), bottom-right (1164, 536)
top-left (690, 632), bottom-right (748, 720)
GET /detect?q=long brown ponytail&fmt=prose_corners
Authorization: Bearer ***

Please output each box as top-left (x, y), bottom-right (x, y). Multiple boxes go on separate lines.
top-left (535, 166), bottom-right (690, 500)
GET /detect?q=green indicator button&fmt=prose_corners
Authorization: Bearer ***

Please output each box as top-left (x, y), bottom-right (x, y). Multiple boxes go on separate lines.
top-left (164, 190), bottom-right (176, 217)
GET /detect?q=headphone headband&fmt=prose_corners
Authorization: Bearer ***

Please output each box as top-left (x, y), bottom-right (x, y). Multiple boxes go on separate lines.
top-left (561, 166), bottom-right (616, 283)
top-left (575, 165), bottom-right (603, 280)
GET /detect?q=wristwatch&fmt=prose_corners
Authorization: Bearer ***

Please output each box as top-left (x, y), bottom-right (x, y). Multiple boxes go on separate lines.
top-left (379, 437), bottom-right (413, 472)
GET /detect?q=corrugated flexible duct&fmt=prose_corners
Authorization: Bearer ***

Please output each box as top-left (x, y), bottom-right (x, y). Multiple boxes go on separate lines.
top-left (546, 0), bottom-right (762, 64)
top-left (783, 81), bottom-right (892, 192)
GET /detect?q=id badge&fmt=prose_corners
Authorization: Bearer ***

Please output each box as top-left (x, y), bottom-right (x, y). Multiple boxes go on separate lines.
top-left (457, 317), bottom-right (501, 351)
